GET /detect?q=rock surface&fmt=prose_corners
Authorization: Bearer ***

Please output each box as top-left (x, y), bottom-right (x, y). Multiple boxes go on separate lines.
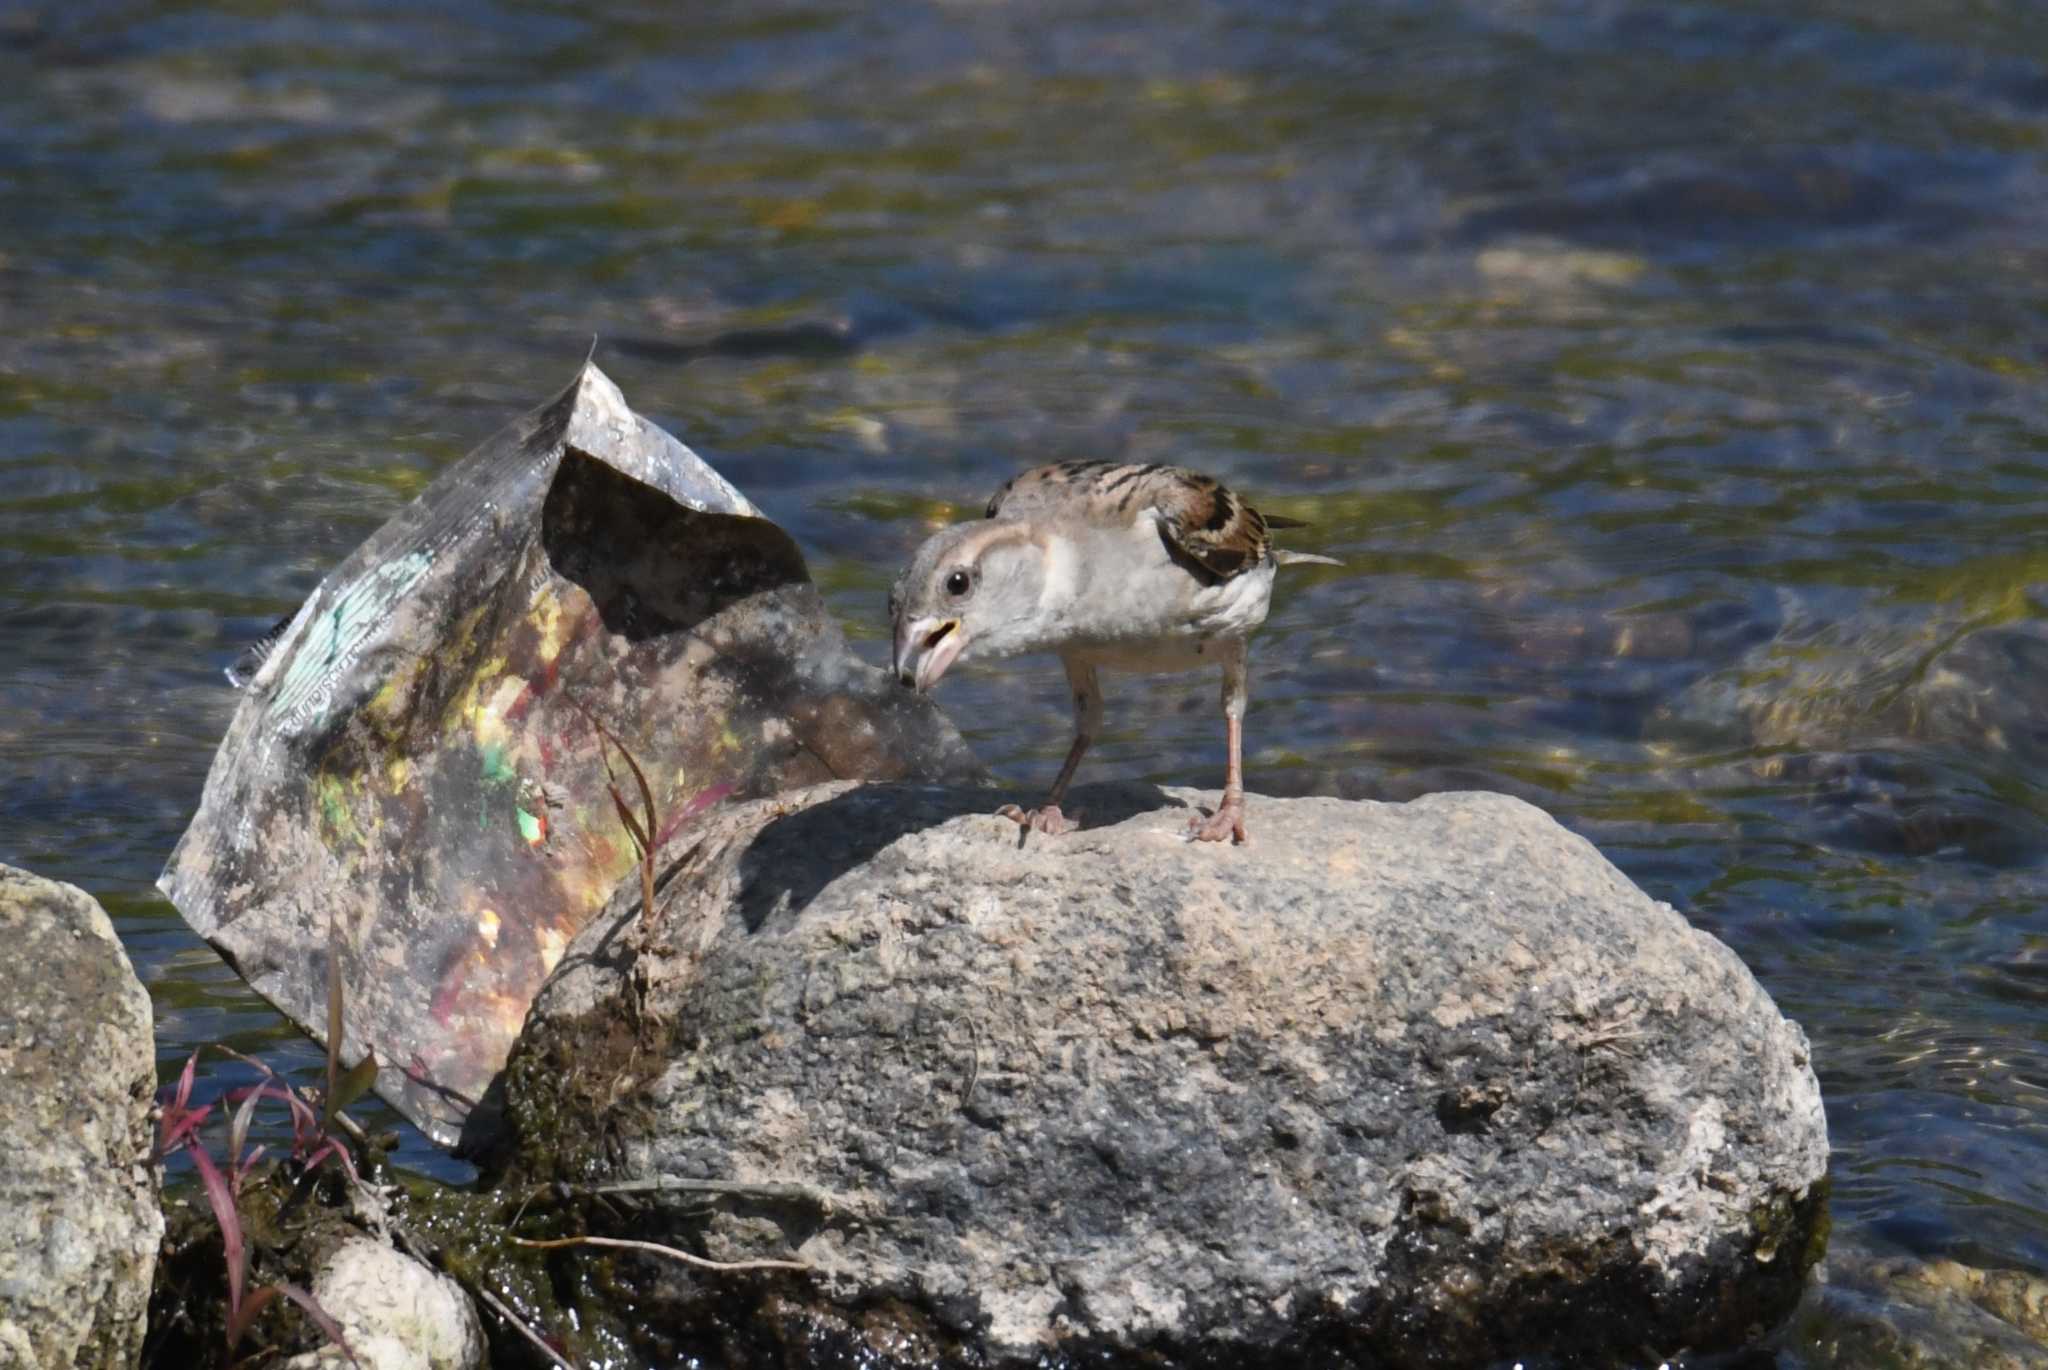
top-left (0, 865), bottom-right (163, 1368)
top-left (284, 1238), bottom-right (484, 1370)
top-left (503, 781), bottom-right (1829, 1367)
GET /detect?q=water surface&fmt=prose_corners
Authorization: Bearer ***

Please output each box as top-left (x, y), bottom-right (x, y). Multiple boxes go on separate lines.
top-left (3, 1), bottom-right (2046, 1361)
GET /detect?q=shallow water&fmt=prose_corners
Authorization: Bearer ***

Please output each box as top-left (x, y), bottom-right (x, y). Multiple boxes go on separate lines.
top-left (3, 0), bottom-right (2046, 1361)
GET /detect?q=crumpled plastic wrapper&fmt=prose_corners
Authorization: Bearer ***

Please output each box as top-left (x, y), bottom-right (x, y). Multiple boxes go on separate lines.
top-left (161, 362), bottom-right (982, 1148)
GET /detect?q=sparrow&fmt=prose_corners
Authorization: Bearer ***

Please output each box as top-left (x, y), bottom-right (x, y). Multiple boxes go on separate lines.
top-left (888, 460), bottom-right (1338, 843)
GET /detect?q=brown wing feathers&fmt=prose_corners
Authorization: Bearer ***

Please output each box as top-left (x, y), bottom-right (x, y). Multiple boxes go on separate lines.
top-left (1152, 471), bottom-right (1270, 582)
top-left (986, 461), bottom-right (1287, 584)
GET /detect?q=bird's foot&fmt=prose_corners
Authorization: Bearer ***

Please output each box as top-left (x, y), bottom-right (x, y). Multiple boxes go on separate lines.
top-left (1187, 795), bottom-right (1247, 845)
top-left (997, 802), bottom-right (1081, 836)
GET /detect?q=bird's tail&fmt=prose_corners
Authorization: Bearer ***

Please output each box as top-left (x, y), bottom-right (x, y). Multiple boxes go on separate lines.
top-left (1262, 512), bottom-right (1339, 566)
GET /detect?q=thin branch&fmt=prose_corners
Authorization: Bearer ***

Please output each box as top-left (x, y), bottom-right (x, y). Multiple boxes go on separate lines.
top-left (473, 1284), bottom-right (579, 1370)
top-left (327, 1107), bottom-right (377, 1155)
top-left (512, 1234), bottom-right (811, 1274)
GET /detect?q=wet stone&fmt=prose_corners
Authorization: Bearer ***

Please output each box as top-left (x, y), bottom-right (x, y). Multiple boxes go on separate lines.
top-left (0, 864), bottom-right (162, 1368)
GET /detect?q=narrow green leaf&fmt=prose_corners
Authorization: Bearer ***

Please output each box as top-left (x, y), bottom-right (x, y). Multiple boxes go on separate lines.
top-left (331, 1050), bottom-right (379, 1116)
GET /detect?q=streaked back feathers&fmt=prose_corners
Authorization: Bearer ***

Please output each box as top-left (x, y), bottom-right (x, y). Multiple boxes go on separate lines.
top-left (986, 460), bottom-right (1332, 584)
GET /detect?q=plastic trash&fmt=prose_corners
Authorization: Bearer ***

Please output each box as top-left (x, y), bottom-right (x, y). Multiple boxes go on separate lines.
top-left (161, 362), bottom-right (981, 1148)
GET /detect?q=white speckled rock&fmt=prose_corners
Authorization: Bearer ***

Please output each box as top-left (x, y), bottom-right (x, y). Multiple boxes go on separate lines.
top-left (0, 865), bottom-right (163, 1368)
top-left (285, 1238), bottom-right (483, 1370)
top-left (506, 781), bottom-right (1830, 1368)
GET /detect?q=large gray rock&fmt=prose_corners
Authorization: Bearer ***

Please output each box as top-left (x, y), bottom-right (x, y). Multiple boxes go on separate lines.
top-left (502, 782), bottom-right (1829, 1367)
top-left (0, 865), bottom-right (163, 1367)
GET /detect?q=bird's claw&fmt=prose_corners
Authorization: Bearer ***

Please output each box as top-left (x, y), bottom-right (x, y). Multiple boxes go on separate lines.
top-left (1187, 797), bottom-right (1247, 845)
top-left (997, 802), bottom-right (1081, 836)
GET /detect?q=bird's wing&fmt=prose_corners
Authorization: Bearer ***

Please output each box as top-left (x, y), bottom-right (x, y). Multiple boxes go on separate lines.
top-left (1139, 469), bottom-right (1273, 582)
top-left (987, 461), bottom-right (1274, 584)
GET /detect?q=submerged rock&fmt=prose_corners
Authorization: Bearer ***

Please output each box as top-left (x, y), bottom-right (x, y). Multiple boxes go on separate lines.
top-left (0, 865), bottom-right (163, 1368)
top-left (1652, 615), bottom-right (2048, 863)
top-left (1657, 615), bottom-right (2048, 768)
top-left (1783, 1235), bottom-right (2048, 1368)
top-left (500, 781), bottom-right (1829, 1367)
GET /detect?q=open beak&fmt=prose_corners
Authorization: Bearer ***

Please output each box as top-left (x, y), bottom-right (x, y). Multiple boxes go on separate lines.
top-left (893, 616), bottom-right (966, 692)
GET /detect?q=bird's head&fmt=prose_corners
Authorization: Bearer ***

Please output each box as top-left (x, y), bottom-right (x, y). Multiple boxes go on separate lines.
top-left (888, 520), bottom-right (1051, 691)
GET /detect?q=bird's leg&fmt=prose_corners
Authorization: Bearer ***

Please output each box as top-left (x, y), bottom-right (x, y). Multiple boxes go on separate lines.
top-left (1190, 643), bottom-right (1249, 844)
top-left (1000, 656), bottom-right (1100, 836)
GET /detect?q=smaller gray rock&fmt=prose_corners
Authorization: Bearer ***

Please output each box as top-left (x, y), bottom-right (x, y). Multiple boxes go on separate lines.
top-left (0, 865), bottom-right (163, 1368)
top-left (285, 1238), bottom-right (484, 1370)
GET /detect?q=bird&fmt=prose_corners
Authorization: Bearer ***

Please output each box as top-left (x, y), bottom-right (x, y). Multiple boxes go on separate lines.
top-left (888, 460), bottom-right (1338, 843)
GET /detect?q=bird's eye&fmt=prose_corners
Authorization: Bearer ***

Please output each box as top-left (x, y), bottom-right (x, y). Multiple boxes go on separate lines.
top-left (944, 569), bottom-right (972, 597)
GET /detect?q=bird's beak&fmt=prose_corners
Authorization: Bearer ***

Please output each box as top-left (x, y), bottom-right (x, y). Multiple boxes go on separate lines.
top-left (893, 616), bottom-right (966, 692)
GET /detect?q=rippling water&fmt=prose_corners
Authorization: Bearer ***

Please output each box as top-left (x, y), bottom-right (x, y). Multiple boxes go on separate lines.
top-left (4, 0), bottom-right (2046, 1360)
